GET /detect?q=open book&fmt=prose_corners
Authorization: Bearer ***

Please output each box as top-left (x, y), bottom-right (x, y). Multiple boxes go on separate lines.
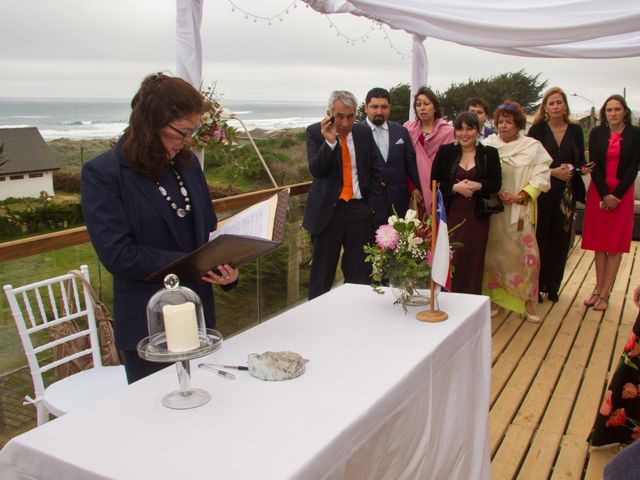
top-left (145, 189), bottom-right (289, 283)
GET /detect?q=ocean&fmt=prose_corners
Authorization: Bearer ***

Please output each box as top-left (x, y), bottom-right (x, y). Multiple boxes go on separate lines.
top-left (0, 97), bottom-right (327, 141)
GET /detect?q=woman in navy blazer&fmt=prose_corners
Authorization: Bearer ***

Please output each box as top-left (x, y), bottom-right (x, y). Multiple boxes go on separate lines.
top-left (81, 73), bottom-right (238, 383)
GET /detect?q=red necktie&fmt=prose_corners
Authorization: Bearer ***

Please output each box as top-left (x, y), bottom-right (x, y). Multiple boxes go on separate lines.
top-left (339, 134), bottom-right (353, 201)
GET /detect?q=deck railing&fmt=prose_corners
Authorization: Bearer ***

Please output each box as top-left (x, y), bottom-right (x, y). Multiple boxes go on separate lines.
top-left (0, 182), bottom-right (313, 446)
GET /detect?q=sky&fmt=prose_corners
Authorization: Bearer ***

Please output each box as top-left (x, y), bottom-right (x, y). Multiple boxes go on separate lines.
top-left (1, 0), bottom-right (639, 114)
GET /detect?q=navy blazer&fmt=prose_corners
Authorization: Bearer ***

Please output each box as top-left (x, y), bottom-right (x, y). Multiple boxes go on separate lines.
top-left (81, 142), bottom-right (218, 351)
top-left (358, 120), bottom-right (420, 224)
top-left (430, 142), bottom-right (502, 216)
top-left (589, 125), bottom-right (640, 199)
top-left (302, 122), bottom-right (382, 235)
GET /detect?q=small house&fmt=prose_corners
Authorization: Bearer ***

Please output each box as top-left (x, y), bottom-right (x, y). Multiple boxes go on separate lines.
top-left (0, 127), bottom-right (59, 201)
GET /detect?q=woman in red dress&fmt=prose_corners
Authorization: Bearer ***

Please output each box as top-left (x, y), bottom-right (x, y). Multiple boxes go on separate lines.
top-left (581, 94), bottom-right (640, 311)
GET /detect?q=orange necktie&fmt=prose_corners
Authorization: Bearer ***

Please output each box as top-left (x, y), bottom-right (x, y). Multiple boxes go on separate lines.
top-left (339, 134), bottom-right (353, 201)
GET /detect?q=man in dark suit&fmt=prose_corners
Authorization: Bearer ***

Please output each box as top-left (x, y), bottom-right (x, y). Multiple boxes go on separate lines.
top-left (359, 87), bottom-right (421, 226)
top-left (303, 90), bottom-right (382, 300)
top-left (465, 97), bottom-right (496, 140)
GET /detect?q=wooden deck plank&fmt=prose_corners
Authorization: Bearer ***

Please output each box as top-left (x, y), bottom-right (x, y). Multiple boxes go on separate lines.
top-left (490, 251), bottom-right (592, 471)
top-left (515, 271), bottom-right (602, 478)
top-left (552, 250), bottom-right (635, 478)
top-left (487, 240), bottom-right (640, 480)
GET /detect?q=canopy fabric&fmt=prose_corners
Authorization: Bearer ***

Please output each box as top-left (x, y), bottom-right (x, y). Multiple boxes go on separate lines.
top-left (302, 0), bottom-right (640, 111)
top-left (303, 0), bottom-right (640, 58)
top-left (175, 0), bottom-right (640, 113)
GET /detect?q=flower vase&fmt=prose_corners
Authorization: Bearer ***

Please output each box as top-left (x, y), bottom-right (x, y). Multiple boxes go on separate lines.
top-left (389, 276), bottom-right (430, 309)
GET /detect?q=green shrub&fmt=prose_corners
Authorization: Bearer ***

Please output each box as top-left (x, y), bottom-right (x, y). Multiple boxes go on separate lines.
top-left (53, 172), bottom-right (81, 193)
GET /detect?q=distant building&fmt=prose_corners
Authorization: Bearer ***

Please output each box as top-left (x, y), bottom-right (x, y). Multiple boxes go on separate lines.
top-left (0, 127), bottom-right (58, 201)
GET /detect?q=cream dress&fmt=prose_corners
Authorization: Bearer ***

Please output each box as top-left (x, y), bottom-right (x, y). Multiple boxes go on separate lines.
top-left (482, 132), bottom-right (552, 313)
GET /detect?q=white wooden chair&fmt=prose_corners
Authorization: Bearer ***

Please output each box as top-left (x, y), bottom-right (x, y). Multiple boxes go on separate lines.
top-left (3, 265), bottom-right (127, 425)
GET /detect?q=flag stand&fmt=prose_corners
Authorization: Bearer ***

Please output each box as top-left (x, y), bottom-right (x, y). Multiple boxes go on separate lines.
top-left (416, 181), bottom-right (448, 323)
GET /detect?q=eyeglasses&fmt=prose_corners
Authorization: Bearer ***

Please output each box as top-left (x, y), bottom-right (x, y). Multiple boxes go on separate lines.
top-left (498, 103), bottom-right (516, 111)
top-left (167, 123), bottom-right (201, 141)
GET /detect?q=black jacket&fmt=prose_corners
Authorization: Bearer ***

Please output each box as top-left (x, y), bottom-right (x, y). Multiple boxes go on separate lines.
top-left (430, 142), bottom-right (502, 217)
top-left (589, 125), bottom-right (640, 200)
top-left (302, 122), bottom-right (382, 235)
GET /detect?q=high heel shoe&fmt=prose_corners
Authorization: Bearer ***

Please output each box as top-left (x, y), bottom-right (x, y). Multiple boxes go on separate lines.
top-left (524, 302), bottom-right (541, 323)
top-left (524, 312), bottom-right (541, 323)
top-left (584, 290), bottom-right (599, 306)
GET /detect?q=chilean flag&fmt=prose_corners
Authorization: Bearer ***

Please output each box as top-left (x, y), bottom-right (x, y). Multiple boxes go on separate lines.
top-left (431, 189), bottom-right (451, 291)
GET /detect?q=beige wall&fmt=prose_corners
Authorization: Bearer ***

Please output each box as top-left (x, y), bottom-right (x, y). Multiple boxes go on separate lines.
top-left (0, 171), bottom-right (54, 200)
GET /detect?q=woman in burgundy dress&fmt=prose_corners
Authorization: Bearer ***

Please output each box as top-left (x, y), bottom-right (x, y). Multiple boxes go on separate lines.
top-left (430, 112), bottom-right (502, 294)
top-left (582, 94), bottom-right (640, 311)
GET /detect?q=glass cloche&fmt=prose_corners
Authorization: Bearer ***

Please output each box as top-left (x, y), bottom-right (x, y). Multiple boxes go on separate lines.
top-left (144, 274), bottom-right (211, 357)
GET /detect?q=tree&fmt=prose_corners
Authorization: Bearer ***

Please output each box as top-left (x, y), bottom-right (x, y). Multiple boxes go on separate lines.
top-left (438, 70), bottom-right (547, 120)
top-left (356, 83), bottom-right (412, 124)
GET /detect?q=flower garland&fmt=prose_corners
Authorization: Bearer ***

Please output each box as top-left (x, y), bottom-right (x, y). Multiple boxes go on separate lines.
top-left (192, 83), bottom-right (235, 149)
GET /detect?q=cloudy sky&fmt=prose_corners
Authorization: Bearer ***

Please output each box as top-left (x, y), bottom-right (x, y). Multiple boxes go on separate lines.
top-left (2, 0), bottom-right (639, 113)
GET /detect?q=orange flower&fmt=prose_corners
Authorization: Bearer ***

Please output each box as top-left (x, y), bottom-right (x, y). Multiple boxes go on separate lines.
top-left (599, 390), bottom-right (613, 416)
top-left (625, 332), bottom-right (638, 352)
top-left (605, 408), bottom-right (627, 427)
top-left (622, 382), bottom-right (639, 399)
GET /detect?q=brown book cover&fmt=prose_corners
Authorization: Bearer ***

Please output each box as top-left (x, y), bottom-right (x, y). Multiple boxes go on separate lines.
top-left (145, 189), bottom-right (289, 283)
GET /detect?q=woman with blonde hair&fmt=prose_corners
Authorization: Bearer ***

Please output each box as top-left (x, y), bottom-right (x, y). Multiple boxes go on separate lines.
top-left (528, 87), bottom-right (587, 303)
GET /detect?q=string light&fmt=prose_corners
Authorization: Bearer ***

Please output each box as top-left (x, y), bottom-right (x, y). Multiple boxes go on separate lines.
top-left (379, 24), bottom-right (410, 59)
top-left (226, 0), bottom-right (409, 59)
top-left (324, 15), bottom-right (374, 45)
top-left (227, 0), bottom-right (297, 24)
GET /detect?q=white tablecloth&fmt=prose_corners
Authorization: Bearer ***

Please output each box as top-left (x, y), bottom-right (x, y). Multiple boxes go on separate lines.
top-left (0, 284), bottom-right (491, 480)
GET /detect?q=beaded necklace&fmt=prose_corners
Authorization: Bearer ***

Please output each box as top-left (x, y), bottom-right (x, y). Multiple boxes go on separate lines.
top-left (157, 162), bottom-right (191, 218)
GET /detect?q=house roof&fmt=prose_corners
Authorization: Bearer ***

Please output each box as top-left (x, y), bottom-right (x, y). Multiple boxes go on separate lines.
top-left (0, 127), bottom-right (59, 176)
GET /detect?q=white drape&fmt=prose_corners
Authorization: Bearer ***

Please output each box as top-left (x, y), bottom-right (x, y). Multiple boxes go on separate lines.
top-left (175, 0), bottom-right (204, 88)
top-left (176, 0), bottom-right (640, 113)
top-left (302, 0), bottom-right (640, 99)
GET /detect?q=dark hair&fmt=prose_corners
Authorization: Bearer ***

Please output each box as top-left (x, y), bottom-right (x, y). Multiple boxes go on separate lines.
top-left (492, 99), bottom-right (527, 131)
top-left (365, 87), bottom-right (391, 105)
top-left (464, 97), bottom-right (490, 115)
top-left (413, 87), bottom-right (442, 119)
top-left (599, 94), bottom-right (632, 127)
top-left (453, 111), bottom-right (480, 131)
top-left (124, 73), bottom-right (206, 181)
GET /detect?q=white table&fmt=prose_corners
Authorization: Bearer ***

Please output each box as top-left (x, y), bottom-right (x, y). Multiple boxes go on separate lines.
top-left (0, 284), bottom-right (491, 480)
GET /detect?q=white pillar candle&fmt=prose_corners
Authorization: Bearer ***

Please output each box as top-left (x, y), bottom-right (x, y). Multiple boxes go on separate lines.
top-left (162, 302), bottom-right (200, 352)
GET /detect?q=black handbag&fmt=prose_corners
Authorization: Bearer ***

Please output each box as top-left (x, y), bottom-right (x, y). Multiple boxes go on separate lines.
top-left (475, 194), bottom-right (504, 217)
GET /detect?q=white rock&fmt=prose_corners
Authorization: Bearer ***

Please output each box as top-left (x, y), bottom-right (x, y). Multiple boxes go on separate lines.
top-left (247, 351), bottom-right (308, 381)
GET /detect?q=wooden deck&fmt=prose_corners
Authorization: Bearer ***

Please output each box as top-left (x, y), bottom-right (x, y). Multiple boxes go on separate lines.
top-left (490, 236), bottom-right (639, 479)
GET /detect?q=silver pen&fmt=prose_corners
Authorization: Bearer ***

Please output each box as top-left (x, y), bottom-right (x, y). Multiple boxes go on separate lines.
top-left (206, 363), bottom-right (249, 371)
top-left (198, 363), bottom-right (236, 380)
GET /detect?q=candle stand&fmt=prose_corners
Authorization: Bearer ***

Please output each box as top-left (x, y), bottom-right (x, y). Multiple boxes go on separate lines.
top-left (138, 329), bottom-right (223, 409)
top-left (138, 273), bottom-right (223, 409)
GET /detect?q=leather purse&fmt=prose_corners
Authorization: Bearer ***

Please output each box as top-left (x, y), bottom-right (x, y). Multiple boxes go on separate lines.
top-left (475, 193), bottom-right (504, 218)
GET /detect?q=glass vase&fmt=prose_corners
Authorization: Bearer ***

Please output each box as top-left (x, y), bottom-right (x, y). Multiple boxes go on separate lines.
top-left (389, 276), bottom-right (431, 309)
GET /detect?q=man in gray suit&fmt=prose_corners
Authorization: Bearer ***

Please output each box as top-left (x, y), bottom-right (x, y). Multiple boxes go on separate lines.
top-left (303, 90), bottom-right (382, 299)
top-left (360, 87), bottom-right (421, 226)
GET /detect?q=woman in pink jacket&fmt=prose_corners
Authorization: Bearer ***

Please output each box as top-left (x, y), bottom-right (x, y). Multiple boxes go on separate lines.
top-left (404, 87), bottom-right (455, 214)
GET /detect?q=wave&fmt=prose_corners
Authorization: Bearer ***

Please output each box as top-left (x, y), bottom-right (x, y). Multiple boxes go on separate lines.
top-left (64, 120), bottom-right (93, 126)
top-left (39, 121), bottom-right (128, 141)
